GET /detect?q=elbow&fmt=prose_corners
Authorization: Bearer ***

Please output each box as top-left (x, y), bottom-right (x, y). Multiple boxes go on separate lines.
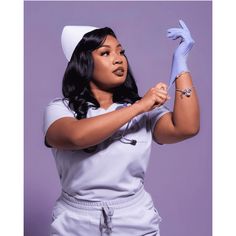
top-left (72, 132), bottom-right (98, 150)
top-left (189, 126), bottom-right (200, 137)
top-left (181, 125), bottom-right (200, 138)
top-left (72, 133), bottom-right (87, 149)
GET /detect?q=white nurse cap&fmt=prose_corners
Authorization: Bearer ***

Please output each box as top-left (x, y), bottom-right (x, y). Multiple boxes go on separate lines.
top-left (61, 25), bottom-right (98, 61)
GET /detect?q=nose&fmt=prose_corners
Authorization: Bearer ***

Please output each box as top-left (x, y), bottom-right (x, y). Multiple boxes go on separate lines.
top-left (113, 53), bottom-right (123, 65)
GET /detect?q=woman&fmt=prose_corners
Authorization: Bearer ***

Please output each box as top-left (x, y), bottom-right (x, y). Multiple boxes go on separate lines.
top-left (43, 21), bottom-right (199, 236)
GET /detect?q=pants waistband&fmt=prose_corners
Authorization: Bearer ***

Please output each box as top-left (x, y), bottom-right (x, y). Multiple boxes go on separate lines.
top-left (60, 185), bottom-right (146, 210)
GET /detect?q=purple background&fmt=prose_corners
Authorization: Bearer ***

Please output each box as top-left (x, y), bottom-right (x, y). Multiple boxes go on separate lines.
top-left (24, 1), bottom-right (212, 236)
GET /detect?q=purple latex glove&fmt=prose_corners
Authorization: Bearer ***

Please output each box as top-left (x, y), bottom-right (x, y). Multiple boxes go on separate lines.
top-left (167, 20), bottom-right (195, 89)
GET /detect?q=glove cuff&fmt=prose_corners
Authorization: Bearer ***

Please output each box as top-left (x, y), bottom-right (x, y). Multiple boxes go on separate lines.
top-left (169, 60), bottom-right (189, 87)
top-left (176, 71), bottom-right (190, 80)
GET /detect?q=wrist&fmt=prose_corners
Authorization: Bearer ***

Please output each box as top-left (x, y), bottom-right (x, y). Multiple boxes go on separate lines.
top-left (174, 61), bottom-right (189, 76)
top-left (175, 71), bottom-right (190, 80)
top-left (170, 59), bottom-right (189, 86)
top-left (131, 100), bottom-right (145, 115)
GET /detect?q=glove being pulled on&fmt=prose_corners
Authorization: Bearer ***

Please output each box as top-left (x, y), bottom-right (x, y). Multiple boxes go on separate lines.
top-left (167, 20), bottom-right (195, 88)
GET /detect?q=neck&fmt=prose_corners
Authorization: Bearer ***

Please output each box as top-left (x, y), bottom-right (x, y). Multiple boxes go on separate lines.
top-left (89, 81), bottom-right (113, 109)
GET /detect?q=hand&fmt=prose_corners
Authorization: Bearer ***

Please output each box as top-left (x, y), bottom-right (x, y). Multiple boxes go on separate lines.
top-left (134, 83), bottom-right (170, 113)
top-left (167, 20), bottom-right (195, 87)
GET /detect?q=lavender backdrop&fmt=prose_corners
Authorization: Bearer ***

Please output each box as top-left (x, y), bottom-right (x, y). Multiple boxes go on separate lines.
top-left (24, 1), bottom-right (212, 236)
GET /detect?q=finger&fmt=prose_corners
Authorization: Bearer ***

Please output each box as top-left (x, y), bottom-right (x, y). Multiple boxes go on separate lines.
top-left (156, 85), bottom-right (171, 100)
top-left (156, 89), bottom-right (171, 100)
top-left (155, 96), bottom-right (168, 107)
top-left (154, 92), bottom-right (171, 107)
top-left (167, 30), bottom-right (185, 40)
top-left (157, 94), bottom-right (168, 102)
top-left (167, 29), bottom-right (184, 36)
top-left (166, 32), bottom-right (178, 39)
top-left (154, 89), bottom-right (169, 102)
top-left (156, 89), bottom-right (168, 96)
top-left (167, 28), bottom-right (184, 37)
top-left (168, 34), bottom-right (182, 40)
top-left (179, 19), bottom-right (190, 32)
top-left (155, 97), bottom-right (165, 106)
top-left (155, 83), bottom-right (168, 91)
top-left (152, 104), bottom-right (160, 109)
top-left (167, 28), bottom-right (180, 33)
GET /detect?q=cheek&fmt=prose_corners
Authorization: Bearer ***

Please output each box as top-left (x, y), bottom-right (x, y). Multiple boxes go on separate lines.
top-left (123, 57), bottom-right (128, 69)
top-left (93, 60), bottom-right (111, 81)
top-left (94, 58), bottom-right (108, 72)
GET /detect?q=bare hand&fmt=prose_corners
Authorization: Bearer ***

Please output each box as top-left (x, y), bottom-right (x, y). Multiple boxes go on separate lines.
top-left (135, 82), bottom-right (170, 113)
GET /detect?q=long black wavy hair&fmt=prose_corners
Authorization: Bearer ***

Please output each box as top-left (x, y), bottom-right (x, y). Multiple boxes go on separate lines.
top-left (62, 27), bottom-right (141, 119)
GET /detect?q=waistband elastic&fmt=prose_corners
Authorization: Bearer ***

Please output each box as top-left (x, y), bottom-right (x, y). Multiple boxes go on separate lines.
top-left (60, 185), bottom-right (146, 210)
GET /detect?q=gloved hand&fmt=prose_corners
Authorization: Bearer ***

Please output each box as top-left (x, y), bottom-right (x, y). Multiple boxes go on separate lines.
top-left (167, 20), bottom-right (195, 88)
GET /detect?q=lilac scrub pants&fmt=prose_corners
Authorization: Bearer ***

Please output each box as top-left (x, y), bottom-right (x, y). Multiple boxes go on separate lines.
top-left (50, 186), bottom-right (162, 236)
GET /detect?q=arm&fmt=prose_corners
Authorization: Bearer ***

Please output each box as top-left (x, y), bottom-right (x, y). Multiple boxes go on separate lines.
top-left (153, 20), bottom-right (200, 144)
top-left (46, 104), bottom-right (141, 150)
top-left (46, 83), bottom-right (169, 150)
top-left (153, 73), bottom-right (200, 144)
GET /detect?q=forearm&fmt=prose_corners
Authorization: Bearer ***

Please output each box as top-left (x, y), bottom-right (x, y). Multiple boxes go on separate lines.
top-left (172, 72), bottom-right (200, 135)
top-left (73, 103), bottom-right (142, 148)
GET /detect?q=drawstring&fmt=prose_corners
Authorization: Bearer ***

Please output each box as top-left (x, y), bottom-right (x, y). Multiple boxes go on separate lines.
top-left (100, 204), bottom-right (114, 235)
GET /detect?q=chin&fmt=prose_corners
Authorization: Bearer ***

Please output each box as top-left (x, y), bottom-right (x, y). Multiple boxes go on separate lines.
top-left (113, 78), bottom-right (126, 87)
top-left (102, 74), bottom-right (127, 90)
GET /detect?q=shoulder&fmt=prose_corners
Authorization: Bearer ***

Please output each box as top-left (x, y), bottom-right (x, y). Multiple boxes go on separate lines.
top-left (45, 97), bottom-right (76, 113)
top-left (147, 105), bottom-right (171, 131)
top-left (47, 97), bottom-right (69, 107)
top-left (43, 97), bottom-right (76, 135)
top-left (148, 105), bottom-right (170, 117)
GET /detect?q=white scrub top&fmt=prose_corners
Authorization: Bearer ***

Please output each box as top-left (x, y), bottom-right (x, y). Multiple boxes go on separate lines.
top-left (43, 98), bottom-right (170, 201)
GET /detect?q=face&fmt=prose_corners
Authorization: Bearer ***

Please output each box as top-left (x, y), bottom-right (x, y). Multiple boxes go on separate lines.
top-left (91, 35), bottom-right (128, 90)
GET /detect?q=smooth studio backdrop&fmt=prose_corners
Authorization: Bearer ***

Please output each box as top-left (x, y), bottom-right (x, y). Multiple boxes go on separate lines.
top-left (24, 1), bottom-right (212, 236)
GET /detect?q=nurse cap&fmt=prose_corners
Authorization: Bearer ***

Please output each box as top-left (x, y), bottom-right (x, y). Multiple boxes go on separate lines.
top-left (61, 25), bottom-right (98, 61)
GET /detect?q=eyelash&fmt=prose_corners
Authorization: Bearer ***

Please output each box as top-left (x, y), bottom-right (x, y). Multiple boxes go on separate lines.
top-left (101, 50), bottom-right (126, 56)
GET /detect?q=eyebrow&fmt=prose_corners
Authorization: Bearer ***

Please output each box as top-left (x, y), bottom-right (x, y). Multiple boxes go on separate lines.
top-left (99, 44), bottom-right (122, 49)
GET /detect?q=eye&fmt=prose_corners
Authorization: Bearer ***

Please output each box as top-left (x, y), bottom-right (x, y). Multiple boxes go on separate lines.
top-left (101, 51), bottom-right (110, 56)
top-left (120, 50), bottom-right (125, 55)
top-left (120, 49), bottom-right (125, 55)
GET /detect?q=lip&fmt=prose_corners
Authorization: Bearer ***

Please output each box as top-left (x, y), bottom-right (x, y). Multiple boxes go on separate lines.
top-left (112, 66), bottom-right (125, 73)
